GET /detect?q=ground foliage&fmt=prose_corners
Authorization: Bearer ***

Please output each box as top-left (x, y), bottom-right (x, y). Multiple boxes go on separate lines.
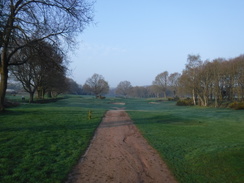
top-left (127, 99), bottom-right (244, 183)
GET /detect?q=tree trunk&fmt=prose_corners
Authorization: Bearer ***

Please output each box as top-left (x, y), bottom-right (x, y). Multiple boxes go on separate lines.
top-left (192, 89), bottom-right (196, 105)
top-left (203, 95), bottom-right (208, 106)
top-left (29, 92), bottom-right (35, 103)
top-left (198, 96), bottom-right (203, 106)
top-left (0, 52), bottom-right (8, 112)
top-left (42, 89), bottom-right (46, 99)
top-left (163, 91), bottom-right (167, 99)
top-left (203, 88), bottom-right (208, 106)
top-left (37, 89), bottom-right (42, 99)
top-left (242, 87), bottom-right (244, 101)
top-left (214, 91), bottom-right (218, 108)
top-left (47, 90), bottom-right (52, 98)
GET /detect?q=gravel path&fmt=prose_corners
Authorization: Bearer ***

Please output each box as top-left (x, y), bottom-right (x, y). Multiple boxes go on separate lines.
top-left (66, 109), bottom-right (177, 183)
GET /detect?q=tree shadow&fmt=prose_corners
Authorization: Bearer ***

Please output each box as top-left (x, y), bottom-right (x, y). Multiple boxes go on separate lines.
top-left (99, 120), bottom-right (133, 128)
top-left (131, 113), bottom-right (201, 126)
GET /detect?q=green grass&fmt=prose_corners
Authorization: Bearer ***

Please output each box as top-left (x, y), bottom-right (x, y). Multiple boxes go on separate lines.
top-left (127, 100), bottom-right (244, 183)
top-left (0, 96), bottom-right (114, 183)
top-left (1, 96), bottom-right (243, 183)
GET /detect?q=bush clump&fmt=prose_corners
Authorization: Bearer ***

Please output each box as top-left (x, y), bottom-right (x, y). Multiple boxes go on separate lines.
top-left (168, 97), bottom-right (174, 101)
top-left (176, 98), bottom-right (194, 106)
top-left (229, 101), bottom-right (244, 110)
top-left (168, 96), bottom-right (180, 101)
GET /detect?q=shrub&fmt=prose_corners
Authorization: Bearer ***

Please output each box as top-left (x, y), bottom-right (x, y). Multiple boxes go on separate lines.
top-left (174, 96), bottom-right (180, 101)
top-left (168, 97), bottom-right (174, 101)
top-left (176, 98), bottom-right (194, 106)
top-left (168, 96), bottom-right (180, 101)
top-left (229, 101), bottom-right (244, 110)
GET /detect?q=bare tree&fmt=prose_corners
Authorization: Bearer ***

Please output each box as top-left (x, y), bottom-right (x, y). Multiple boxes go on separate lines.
top-left (0, 0), bottom-right (93, 111)
top-left (11, 59), bottom-right (39, 103)
top-left (152, 71), bottom-right (169, 98)
top-left (150, 84), bottom-right (163, 98)
top-left (210, 58), bottom-right (225, 107)
top-left (10, 41), bottom-right (67, 102)
top-left (36, 43), bottom-right (67, 99)
top-left (66, 78), bottom-right (82, 95)
top-left (179, 54), bottom-right (244, 107)
top-left (195, 61), bottom-right (214, 106)
top-left (130, 86), bottom-right (149, 98)
top-left (168, 72), bottom-right (181, 97)
top-left (83, 74), bottom-right (109, 97)
top-left (116, 81), bottom-right (132, 98)
top-left (234, 55), bottom-right (244, 100)
top-left (184, 54), bottom-right (202, 105)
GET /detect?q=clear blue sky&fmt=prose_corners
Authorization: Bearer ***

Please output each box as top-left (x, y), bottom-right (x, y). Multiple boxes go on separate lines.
top-left (69, 0), bottom-right (244, 87)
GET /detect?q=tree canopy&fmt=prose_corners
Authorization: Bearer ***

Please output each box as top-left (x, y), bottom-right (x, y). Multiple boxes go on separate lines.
top-left (0, 0), bottom-right (93, 111)
top-left (116, 81), bottom-right (132, 98)
top-left (83, 74), bottom-right (109, 97)
top-left (10, 41), bottom-right (67, 102)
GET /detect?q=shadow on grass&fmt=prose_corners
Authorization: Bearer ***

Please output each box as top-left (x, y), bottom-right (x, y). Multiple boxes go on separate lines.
top-left (131, 113), bottom-right (203, 126)
top-left (0, 121), bottom-right (100, 133)
top-left (0, 109), bottom-right (103, 133)
top-left (99, 120), bottom-right (133, 128)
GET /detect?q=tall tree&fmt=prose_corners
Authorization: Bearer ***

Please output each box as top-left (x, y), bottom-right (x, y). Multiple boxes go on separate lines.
top-left (234, 55), bottom-right (244, 100)
top-left (168, 72), bottom-right (181, 97)
top-left (152, 71), bottom-right (169, 98)
top-left (179, 55), bottom-right (244, 107)
top-left (66, 78), bottom-right (82, 95)
top-left (35, 43), bottom-right (67, 99)
top-left (130, 86), bottom-right (149, 98)
top-left (211, 58), bottom-right (225, 107)
top-left (184, 54), bottom-right (202, 105)
top-left (83, 74), bottom-right (109, 97)
top-left (116, 81), bottom-right (132, 98)
top-left (196, 61), bottom-right (213, 106)
top-left (0, 0), bottom-right (93, 111)
top-left (10, 41), bottom-right (67, 102)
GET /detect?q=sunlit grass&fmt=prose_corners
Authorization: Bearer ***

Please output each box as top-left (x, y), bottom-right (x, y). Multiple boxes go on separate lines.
top-left (127, 100), bottom-right (244, 183)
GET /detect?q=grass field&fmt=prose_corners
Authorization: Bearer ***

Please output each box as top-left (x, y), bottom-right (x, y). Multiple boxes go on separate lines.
top-left (1, 96), bottom-right (243, 183)
top-left (126, 99), bottom-right (244, 183)
top-left (0, 95), bottom-right (111, 183)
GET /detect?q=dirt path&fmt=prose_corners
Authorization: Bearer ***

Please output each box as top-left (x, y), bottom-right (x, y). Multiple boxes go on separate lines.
top-left (66, 109), bottom-right (177, 183)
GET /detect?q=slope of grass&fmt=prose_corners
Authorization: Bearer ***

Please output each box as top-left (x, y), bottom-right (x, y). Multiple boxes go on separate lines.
top-left (0, 96), bottom-right (110, 183)
top-left (127, 100), bottom-right (244, 183)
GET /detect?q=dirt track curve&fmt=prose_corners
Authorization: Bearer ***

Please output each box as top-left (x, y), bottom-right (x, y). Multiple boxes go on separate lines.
top-left (66, 109), bottom-right (177, 183)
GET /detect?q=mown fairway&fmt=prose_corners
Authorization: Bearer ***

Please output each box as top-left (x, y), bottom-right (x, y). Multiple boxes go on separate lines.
top-left (0, 96), bottom-right (110, 183)
top-left (0, 96), bottom-right (243, 183)
top-left (126, 99), bottom-right (244, 183)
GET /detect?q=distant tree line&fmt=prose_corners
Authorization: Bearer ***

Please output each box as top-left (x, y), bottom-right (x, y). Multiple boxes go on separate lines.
top-left (112, 54), bottom-right (244, 108)
top-left (66, 52), bottom-right (244, 109)
top-left (179, 54), bottom-right (244, 107)
top-left (113, 72), bottom-right (180, 99)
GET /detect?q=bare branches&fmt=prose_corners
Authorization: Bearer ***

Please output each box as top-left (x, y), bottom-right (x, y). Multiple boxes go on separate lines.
top-left (84, 74), bottom-right (110, 96)
top-left (1, 0), bottom-right (93, 62)
top-left (0, 0), bottom-right (94, 110)
top-left (179, 54), bottom-right (244, 106)
top-left (116, 81), bottom-right (132, 97)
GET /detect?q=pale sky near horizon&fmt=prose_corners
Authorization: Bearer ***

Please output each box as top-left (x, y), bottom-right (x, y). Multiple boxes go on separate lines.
top-left (69, 0), bottom-right (244, 87)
